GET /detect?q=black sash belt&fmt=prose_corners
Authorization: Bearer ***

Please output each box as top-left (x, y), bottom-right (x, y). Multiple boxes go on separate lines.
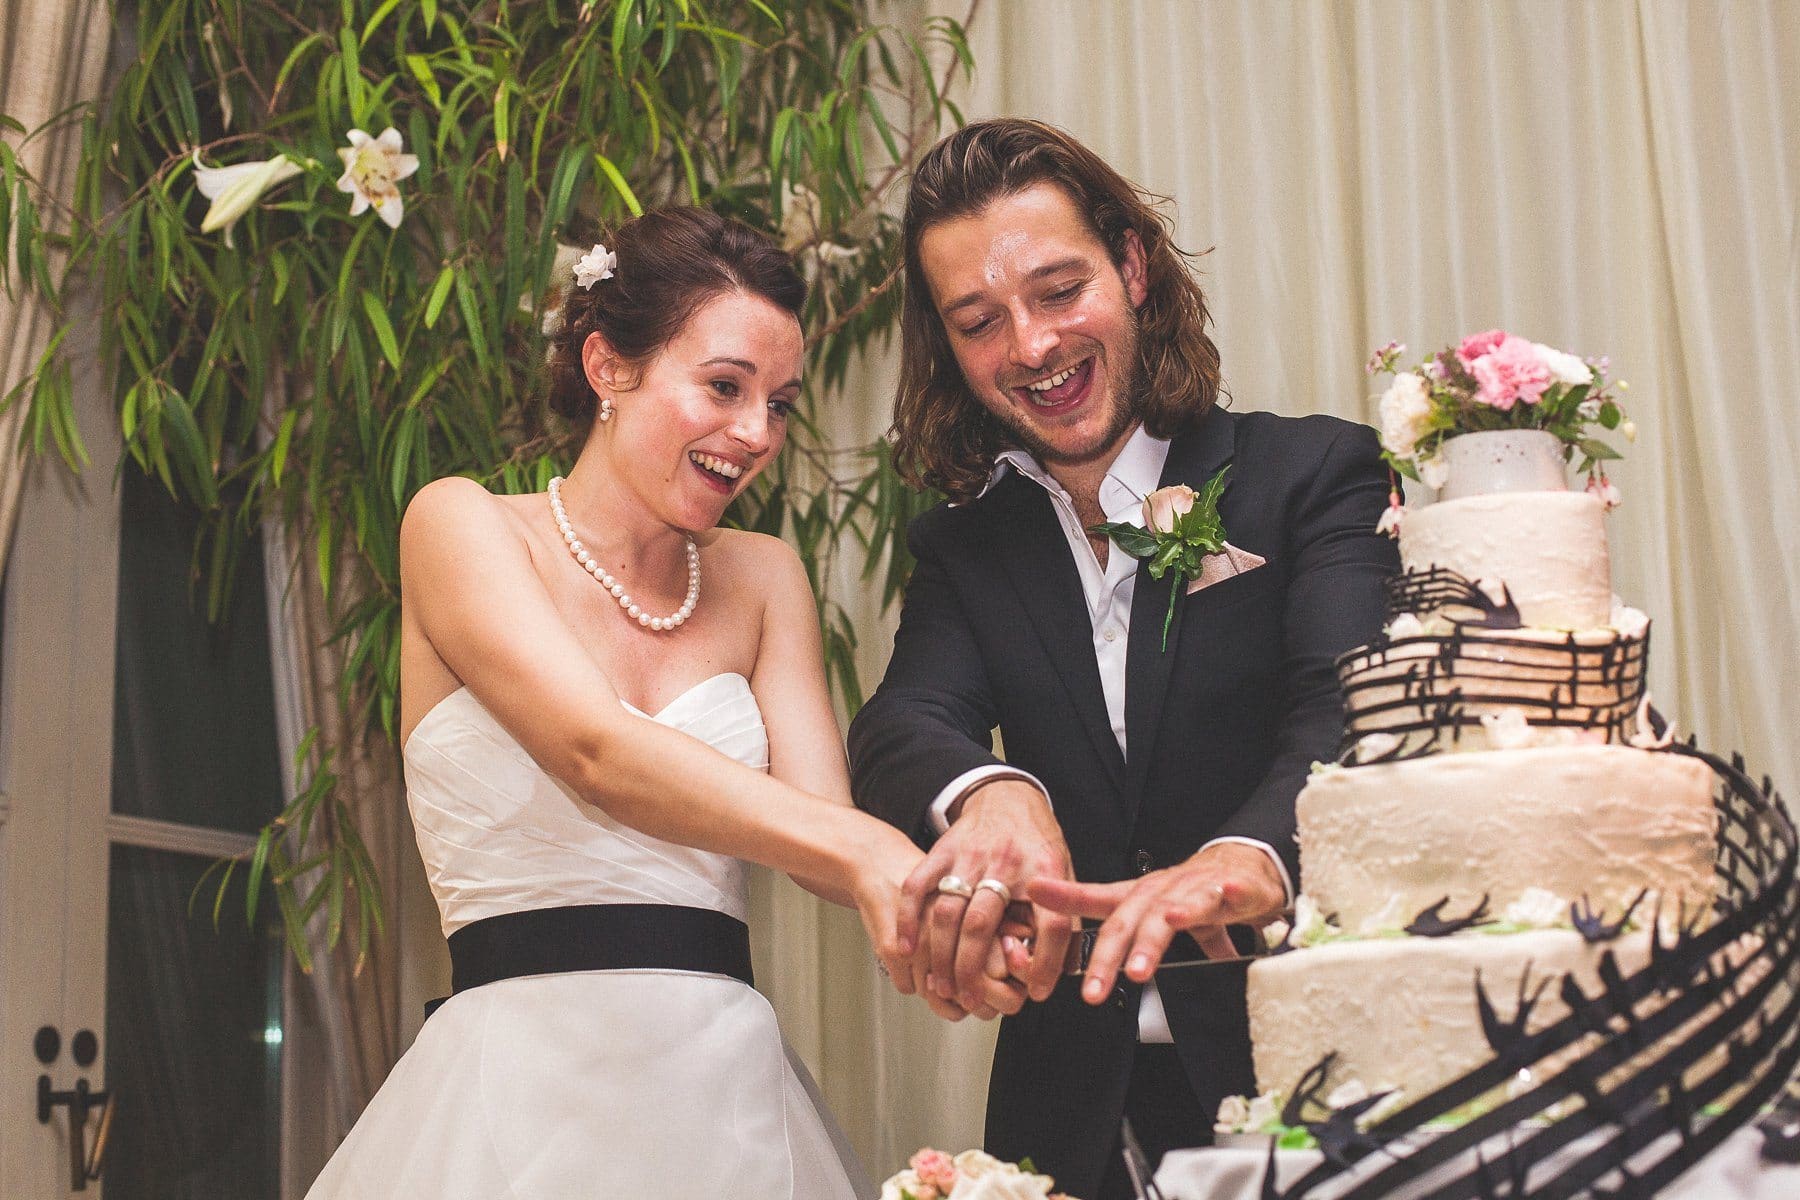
top-left (424, 903), bottom-right (753, 1020)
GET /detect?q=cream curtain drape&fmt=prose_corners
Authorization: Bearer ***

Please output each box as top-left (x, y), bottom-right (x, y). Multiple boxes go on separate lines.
top-left (0, 0), bottom-right (111, 576)
top-left (801, 0), bottom-right (1800, 1177)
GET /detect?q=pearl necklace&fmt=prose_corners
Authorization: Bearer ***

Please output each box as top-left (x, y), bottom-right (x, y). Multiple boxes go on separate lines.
top-left (548, 476), bottom-right (699, 631)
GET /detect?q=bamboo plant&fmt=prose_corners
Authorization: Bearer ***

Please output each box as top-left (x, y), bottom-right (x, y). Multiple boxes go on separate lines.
top-left (1, 0), bottom-right (969, 971)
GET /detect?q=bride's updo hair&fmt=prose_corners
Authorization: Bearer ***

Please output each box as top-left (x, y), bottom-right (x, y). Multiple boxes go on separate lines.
top-left (546, 207), bottom-right (807, 422)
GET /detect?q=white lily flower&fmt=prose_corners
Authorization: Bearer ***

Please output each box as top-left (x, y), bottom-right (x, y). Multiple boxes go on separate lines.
top-left (335, 127), bottom-right (421, 229)
top-left (192, 151), bottom-right (305, 246)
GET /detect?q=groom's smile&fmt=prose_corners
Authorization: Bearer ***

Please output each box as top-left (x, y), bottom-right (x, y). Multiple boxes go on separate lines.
top-left (919, 182), bottom-right (1148, 471)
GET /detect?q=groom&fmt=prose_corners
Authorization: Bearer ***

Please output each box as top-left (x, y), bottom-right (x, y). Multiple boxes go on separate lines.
top-left (849, 119), bottom-right (1397, 1200)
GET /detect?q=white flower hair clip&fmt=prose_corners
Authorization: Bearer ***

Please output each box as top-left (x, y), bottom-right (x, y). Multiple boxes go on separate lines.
top-left (573, 243), bottom-right (617, 290)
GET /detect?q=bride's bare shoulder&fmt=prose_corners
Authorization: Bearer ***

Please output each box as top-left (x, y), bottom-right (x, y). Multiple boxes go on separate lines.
top-left (401, 476), bottom-right (536, 570)
top-left (706, 528), bottom-right (813, 604)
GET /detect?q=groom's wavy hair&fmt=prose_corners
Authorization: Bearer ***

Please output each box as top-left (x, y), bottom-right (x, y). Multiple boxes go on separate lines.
top-left (893, 119), bottom-right (1223, 501)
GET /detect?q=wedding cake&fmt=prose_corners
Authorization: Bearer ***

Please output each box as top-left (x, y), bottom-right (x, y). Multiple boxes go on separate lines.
top-left (1201, 335), bottom-right (1799, 1197)
top-left (1242, 442), bottom-right (1719, 1106)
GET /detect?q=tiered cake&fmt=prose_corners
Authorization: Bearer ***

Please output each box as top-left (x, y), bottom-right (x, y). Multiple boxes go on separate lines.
top-left (1242, 441), bottom-right (1719, 1110)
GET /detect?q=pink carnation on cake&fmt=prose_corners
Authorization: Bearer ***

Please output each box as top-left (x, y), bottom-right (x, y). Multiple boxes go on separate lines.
top-left (1455, 328), bottom-right (1508, 367)
top-left (1468, 334), bottom-right (1552, 410)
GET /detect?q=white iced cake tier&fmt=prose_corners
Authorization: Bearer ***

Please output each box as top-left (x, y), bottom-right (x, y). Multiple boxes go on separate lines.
top-left (1400, 491), bottom-right (1611, 629)
top-left (1297, 745), bottom-right (1716, 931)
top-left (1247, 927), bottom-right (1660, 1104)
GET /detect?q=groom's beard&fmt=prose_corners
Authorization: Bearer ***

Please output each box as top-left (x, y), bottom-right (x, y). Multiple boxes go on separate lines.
top-left (985, 308), bottom-right (1145, 471)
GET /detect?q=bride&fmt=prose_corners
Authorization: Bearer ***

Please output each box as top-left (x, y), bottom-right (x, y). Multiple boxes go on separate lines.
top-left (305, 206), bottom-right (1020, 1199)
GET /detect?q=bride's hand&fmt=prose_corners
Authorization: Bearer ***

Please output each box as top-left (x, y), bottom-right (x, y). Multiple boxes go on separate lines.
top-left (852, 825), bottom-right (1026, 1022)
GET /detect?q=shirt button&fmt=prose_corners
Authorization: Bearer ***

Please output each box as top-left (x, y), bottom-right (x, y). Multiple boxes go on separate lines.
top-left (1135, 850), bottom-right (1155, 875)
top-left (1103, 627), bottom-right (1120, 642)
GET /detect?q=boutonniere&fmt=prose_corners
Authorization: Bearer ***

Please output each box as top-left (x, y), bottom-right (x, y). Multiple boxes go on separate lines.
top-left (1088, 467), bottom-right (1230, 651)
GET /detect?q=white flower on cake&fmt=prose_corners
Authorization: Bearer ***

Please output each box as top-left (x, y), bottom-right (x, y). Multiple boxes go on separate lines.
top-left (1378, 372), bottom-right (1434, 458)
top-left (1289, 895), bottom-right (1341, 947)
top-left (1358, 894), bottom-right (1407, 936)
top-left (1480, 708), bottom-right (1536, 751)
top-left (1261, 917), bottom-right (1291, 950)
top-left (1214, 1091), bottom-right (1284, 1135)
top-left (1353, 731), bottom-right (1400, 763)
top-left (1536, 342), bottom-right (1597, 388)
top-left (1386, 612), bottom-right (1426, 639)
top-left (1611, 603), bottom-right (1650, 639)
top-left (1214, 1094), bottom-right (1251, 1132)
top-left (1502, 887), bottom-right (1569, 929)
top-left (1628, 694), bottom-right (1675, 749)
top-left (1417, 453), bottom-right (1449, 491)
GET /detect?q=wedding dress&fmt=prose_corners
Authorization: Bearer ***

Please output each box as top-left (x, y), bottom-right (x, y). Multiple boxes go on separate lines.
top-left (305, 672), bottom-right (867, 1199)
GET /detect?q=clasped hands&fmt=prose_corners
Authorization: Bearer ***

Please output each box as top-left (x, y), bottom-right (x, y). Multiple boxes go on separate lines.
top-left (877, 780), bottom-right (1288, 1021)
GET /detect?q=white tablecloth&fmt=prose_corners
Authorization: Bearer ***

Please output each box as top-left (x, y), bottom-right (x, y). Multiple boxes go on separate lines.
top-left (1155, 1124), bottom-right (1799, 1199)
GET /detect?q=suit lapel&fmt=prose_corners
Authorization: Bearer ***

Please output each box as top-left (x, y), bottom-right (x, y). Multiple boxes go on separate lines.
top-left (988, 475), bottom-right (1127, 792)
top-left (1121, 408), bottom-right (1236, 824)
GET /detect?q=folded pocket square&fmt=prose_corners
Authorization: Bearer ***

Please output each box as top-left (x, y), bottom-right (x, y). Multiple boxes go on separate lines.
top-left (1187, 543), bottom-right (1267, 594)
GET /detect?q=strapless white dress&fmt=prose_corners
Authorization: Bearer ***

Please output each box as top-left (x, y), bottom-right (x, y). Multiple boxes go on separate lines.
top-left (305, 672), bottom-right (867, 1199)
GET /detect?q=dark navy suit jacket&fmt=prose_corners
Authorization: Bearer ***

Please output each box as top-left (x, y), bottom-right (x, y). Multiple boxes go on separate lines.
top-left (848, 405), bottom-right (1398, 1197)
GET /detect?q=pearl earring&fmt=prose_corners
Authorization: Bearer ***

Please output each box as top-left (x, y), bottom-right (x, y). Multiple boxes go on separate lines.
top-left (597, 396), bottom-right (614, 423)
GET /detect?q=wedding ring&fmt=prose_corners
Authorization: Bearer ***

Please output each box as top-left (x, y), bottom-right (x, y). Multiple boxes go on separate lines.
top-left (974, 878), bottom-right (1014, 906)
top-left (934, 874), bottom-right (974, 900)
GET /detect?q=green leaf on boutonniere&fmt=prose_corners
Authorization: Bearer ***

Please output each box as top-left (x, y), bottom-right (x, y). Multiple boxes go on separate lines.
top-left (1089, 521), bottom-right (1162, 558)
top-left (1086, 465), bottom-right (1233, 651)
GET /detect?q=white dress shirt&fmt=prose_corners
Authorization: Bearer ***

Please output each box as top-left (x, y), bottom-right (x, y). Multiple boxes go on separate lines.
top-left (926, 424), bottom-right (1294, 1041)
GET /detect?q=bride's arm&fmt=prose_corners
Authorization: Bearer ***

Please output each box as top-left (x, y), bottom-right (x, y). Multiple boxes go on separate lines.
top-left (740, 533), bottom-right (860, 905)
top-left (742, 533), bottom-right (1025, 1021)
top-left (401, 477), bottom-right (913, 966)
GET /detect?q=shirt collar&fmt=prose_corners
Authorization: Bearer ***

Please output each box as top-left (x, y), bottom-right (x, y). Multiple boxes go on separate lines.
top-left (972, 424), bottom-right (1171, 524)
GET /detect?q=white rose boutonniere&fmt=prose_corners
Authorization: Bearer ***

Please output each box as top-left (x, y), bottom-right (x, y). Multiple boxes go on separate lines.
top-left (1089, 466), bottom-right (1230, 651)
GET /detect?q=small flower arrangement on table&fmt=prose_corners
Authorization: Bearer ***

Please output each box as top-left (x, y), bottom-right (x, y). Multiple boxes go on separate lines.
top-left (1368, 331), bottom-right (1633, 523)
top-left (881, 1148), bottom-right (1072, 1200)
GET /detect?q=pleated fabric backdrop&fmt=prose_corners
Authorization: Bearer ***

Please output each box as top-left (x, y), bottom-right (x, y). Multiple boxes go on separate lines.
top-left (781, 0), bottom-right (1800, 1178)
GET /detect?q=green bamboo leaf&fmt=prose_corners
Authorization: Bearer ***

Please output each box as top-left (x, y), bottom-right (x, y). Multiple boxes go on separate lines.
top-left (389, 408), bottom-right (416, 507)
top-left (670, 131), bottom-right (700, 203)
top-left (245, 826), bottom-right (275, 926)
top-left (339, 26), bottom-right (367, 124)
top-left (360, 289), bottom-right (402, 370)
top-left (454, 271), bottom-right (490, 371)
top-left (744, 0), bottom-right (782, 29)
top-left (863, 86), bottom-right (903, 163)
top-left (405, 53), bottom-right (443, 108)
top-left (631, 78), bottom-right (662, 154)
top-left (361, 0), bottom-right (404, 45)
top-left (270, 408), bottom-right (298, 485)
top-left (159, 388), bottom-right (219, 505)
top-left (210, 859), bottom-right (238, 931)
top-left (592, 152), bottom-right (643, 217)
top-left (422, 0), bottom-right (437, 33)
top-left (423, 264), bottom-right (455, 328)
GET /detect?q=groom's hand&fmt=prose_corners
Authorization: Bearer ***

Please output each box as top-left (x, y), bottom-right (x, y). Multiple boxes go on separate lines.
top-left (899, 779), bottom-right (1076, 1015)
top-left (1028, 841), bottom-right (1287, 1005)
